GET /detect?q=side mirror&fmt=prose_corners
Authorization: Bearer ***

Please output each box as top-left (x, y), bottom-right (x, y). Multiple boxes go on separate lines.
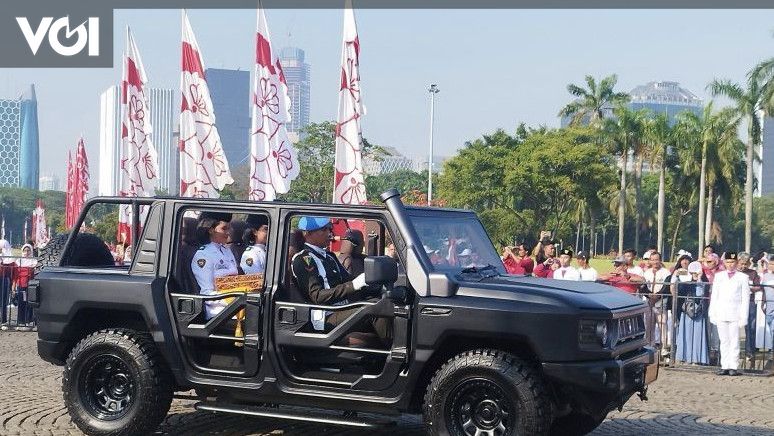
top-left (364, 256), bottom-right (398, 285)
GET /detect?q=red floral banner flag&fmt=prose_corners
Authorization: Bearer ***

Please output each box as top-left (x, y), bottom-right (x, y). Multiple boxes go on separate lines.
top-left (72, 137), bottom-right (89, 225)
top-left (65, 150), bottom-right (75, 228)
top-left (248, 4), bottom-right (299, 201)
top-left (118, 27), bottom-right (159, 244)
top-left (333, 0), bottom-right (367, 205)
top-left (32, 199), bottom-right (50, 248)
top-left (179, 10), bottom-right (233, 198)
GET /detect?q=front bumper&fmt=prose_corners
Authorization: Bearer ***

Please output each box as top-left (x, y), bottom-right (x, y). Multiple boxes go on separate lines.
top-left (542, 346), bottom-right (657, 393)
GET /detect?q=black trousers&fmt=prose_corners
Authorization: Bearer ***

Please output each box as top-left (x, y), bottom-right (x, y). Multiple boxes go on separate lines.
top-left (326, 306), bottom-right (392, 347)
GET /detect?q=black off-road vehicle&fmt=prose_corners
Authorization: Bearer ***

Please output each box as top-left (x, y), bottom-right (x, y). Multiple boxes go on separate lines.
top-left (31, 189), bottom-right (657, 436)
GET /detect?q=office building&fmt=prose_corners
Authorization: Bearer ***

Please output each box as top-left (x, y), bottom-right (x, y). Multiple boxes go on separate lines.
top-left (279, 47), bottom-right (311, 135)
top-left (561, 80), bottom-right (702, 127)
top-left (0, 85), bottom-right (39, 189)
top-left (39, 174), bottom-right (61, 191)
top-left (99, 86), bottom-right (177, 195)
top-left (206, 68), bottom-right (251, 168)
top-left (760, 117), bottom-right (774, 196)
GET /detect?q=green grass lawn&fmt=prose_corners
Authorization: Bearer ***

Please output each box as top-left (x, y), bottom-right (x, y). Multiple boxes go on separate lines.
top-left (585, 257), bottom-right (673, 275)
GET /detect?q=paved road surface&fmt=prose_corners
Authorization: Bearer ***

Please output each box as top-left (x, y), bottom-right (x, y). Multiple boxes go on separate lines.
top-left (1, 332), bottom-right (772, 435)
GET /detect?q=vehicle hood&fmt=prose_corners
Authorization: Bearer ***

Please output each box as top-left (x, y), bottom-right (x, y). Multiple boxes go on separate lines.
top-left (454, 274), bottom-right (645, 311)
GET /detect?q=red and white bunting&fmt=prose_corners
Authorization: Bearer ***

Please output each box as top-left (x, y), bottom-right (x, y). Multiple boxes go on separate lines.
top-left (248, 5), bottom-right (299, 201)
top-left (118, 27), bottom-right (158, 244)
top-left (333, 0), bottom-right (367, 205)
top-left (32, 199), bottom-right (50, 248)
top-left (179, 10), bottom-right (233, 198)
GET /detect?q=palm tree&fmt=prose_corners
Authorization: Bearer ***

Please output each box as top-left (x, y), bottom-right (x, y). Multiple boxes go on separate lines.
top-left (708, 68), bottom-right (772, 252)
top-left (703, 114), bottom-right (744, 245)
top-left (603, 106), bottom-right (647, 254)
top-left (645, 112), bottom-right (671, 254)
top-left (675, 104), bottom-right (741, 250)
top-left (559, 75), bottom-right (630, 127)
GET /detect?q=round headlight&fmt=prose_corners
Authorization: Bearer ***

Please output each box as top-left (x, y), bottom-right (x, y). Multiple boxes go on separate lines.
top-left (595, 321), bottom-right (608, 347)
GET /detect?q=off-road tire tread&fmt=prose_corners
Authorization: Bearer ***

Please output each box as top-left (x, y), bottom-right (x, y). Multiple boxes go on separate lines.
top-left (62, 328), bottom-right (173, 436)
top-left (35, 232), bottom-right (69, 274)
top-left (423, 348), bottom-right (553, 436)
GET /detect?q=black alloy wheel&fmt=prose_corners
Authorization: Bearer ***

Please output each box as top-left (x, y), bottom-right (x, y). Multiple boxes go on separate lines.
top-left (446, 377), bottom-right (515, 436)
top-left (63, 329), bottom-right (173, 436)
top-left (78, 353), bottom-right (137, 420)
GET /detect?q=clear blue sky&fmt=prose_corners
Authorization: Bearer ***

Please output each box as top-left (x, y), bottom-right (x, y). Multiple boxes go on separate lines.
top-left (2, 9), bottom-right (774, 184)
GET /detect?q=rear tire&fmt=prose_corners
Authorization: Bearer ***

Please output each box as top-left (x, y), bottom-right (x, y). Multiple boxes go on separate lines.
top-left (62, 329), bottom-right (173, 436)
top-left (423, 349), bottom-right (553, 436)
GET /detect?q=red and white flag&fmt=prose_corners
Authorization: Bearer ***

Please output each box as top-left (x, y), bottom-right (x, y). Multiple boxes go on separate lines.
top-left (118, 27), bottom-right (159, 244)
top-left (70, 137), bottom-right (89, 225)
top-left (32, 199), bottom-right (50, 248)
top-left (248, 5), bottom-right (299, 201)
top-left (333, 0), bottom-right (367, 205)
top-left (179, 10), bottom-right (233, 198)
top-left (65, 151), bottom-right (75, 228)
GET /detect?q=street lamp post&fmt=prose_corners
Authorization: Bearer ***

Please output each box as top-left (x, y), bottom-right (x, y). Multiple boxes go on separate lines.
top-left (427, 84), bottom-right (440, 205)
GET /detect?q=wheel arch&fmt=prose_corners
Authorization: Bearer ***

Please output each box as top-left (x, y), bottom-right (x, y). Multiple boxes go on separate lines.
top-left (408, 334), bottom-right (542, 414)
top-left (56, 308), bottom-right (152, 364)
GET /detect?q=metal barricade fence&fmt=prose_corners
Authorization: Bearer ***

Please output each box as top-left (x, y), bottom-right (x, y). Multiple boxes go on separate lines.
top-left (0, 255), bottom-right (37, 332)
top-left (600, 277), bottom-right (774, 375)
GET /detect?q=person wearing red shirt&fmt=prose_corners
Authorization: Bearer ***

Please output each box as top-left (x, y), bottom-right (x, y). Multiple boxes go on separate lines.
top-left (12, 244), bottom-right (37, 331)
top-left (502, 243), bottom-right (534, 275)
top-left (599, 256), bottom-right (645, 295)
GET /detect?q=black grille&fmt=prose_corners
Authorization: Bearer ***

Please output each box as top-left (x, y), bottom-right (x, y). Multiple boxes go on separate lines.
top-left (616, 314), bottom-right (646, 346)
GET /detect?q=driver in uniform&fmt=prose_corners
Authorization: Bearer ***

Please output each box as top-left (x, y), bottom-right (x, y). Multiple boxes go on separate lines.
top-left (291, 216), bottom-right (391, 346)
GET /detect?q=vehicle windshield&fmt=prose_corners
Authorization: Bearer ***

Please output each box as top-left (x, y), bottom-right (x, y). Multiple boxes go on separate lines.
top-left (409, 213), bottom-right (505, 275)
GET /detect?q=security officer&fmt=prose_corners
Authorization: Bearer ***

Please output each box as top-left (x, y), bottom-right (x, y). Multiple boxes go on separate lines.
top-left (291, 216), bottom-right (390, 346)
top-left (241, 224), bottom-right (268, 274)
top-left (191, 212), bottom-right (239, 320)
top-left (708, 252), bottom-right (751, 376)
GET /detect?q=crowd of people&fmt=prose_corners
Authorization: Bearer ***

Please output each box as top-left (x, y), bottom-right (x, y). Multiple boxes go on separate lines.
top-left (500, 234), bottom-right (774, 373)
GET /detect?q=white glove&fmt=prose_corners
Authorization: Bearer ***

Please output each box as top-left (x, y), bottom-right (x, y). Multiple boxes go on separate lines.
top-left (352, 273), bottom-right (367, 290)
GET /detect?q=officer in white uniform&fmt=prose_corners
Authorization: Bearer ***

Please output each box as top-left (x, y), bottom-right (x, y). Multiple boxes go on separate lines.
top-left (553, 248), bottom-right (580, 281)
top-left (241, 224), bottom-right (268, 274)
top-left (191, 214), bottom-right (239, 320)
top-left (708, 252), bottom-right (751, 376)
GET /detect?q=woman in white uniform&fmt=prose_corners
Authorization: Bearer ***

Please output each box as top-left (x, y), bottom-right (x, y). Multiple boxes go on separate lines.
top-left (191, 213), bottom-right (239, 320)
top-left (240, 224), bottom-right (268, 275)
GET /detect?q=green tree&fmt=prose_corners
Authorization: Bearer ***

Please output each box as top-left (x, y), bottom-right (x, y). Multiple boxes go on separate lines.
top-left (603, 106), bottom-right (648, 254)
top-left (644, 112), bottom-right (672, 253)
top-left (365, 169), bottom-right (427, 203)
top-left (0, 187), bottom-right (65, 245)
top-left (280, 122), bottom-right (383, 203)
top-left (674, 104), bottom-right (741, 250)
top-left (708, 69), bottom-right (771, 252)
top-left (558, 74), bottom-right (630, 127)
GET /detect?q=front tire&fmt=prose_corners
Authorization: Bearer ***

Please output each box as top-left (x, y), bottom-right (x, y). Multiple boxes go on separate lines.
top-left (423, 349), bottom-right (553, 436)
top-left (62, 329), bottom-right (173, 436)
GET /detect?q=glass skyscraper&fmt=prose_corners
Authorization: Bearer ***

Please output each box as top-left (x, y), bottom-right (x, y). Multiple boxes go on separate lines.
top-left (279, 47), bottom-right (311, 135)
top-left (98, 86), bottom-right (176, 195)
top-left (0, 85), bottom-right (39, 189)
top-left (206, 68), bottom-right (251, 168)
